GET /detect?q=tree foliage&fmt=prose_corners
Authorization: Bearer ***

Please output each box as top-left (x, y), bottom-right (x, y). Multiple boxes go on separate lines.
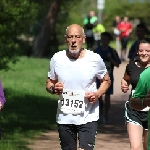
top-left (33, 0), bottom-right (150, 57)
top-left (1, 0), bottom-right (150, 69)
top-left (103, 0), bottom-right (150, 35)
top-left (0, 0), bottom-right (38, 69)
top-left (32, 0), bottom-right (100, 57)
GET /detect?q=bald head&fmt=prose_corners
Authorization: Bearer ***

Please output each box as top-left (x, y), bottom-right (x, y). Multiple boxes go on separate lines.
top-left (65, 24), bottom-right (85, 36)
top-left (64, 24), bottom-right (86, 58)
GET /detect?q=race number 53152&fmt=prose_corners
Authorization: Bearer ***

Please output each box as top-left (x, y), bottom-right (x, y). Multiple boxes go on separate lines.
top-left (61, 98), bottom-right (83, 108)
top-left (58, 89), bottom-right (85, 115)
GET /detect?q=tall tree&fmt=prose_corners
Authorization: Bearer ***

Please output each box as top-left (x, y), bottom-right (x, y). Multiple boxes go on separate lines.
top-left (33, 0), bottom-right (61, 57)
top-left (0, 0), bottom-right (38, 69)
top-left (32, 0), bottom-right (85, 57)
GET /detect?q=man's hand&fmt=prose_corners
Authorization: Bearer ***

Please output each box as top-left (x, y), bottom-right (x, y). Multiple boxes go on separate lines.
top-left (144, 90), bottom-right (150, 107)
top-left (85, 92), bottom-right (99, 103)
top-left (45, 79), bottom-right (64, 95)
top-left (54, 82), bottom-right (64, 95)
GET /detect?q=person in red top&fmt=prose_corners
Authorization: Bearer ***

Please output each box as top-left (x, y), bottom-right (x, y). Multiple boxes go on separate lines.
top-left (118, 16), bottom-right (132, 61)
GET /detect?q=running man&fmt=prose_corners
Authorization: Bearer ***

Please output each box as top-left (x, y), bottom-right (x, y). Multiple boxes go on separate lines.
top-left (45, 24), bottom-right (110, 150)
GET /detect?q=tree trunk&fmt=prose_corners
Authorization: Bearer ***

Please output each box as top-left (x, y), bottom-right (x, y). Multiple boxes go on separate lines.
top-left (33, 0), bottom-right (61, 57)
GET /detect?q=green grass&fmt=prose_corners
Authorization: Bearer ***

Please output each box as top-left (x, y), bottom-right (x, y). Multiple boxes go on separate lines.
top-left (0, 56), bottom-right (58, 149)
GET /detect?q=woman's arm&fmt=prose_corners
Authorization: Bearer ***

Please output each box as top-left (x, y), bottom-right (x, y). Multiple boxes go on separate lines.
top-left (121, 72), bottom-right (130, 93)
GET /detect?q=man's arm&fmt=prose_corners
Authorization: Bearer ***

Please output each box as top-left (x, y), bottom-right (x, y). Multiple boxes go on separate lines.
top-left (96, 73), bottom-right (111, 97)
top-left (85, 73), bottom-right (111, 103)
top-left (45, 78), bottom-right (64, 95)
top-left (46, 56), bottom-right (64, 95)
top-left (45, 78), bottom-right (56, 92)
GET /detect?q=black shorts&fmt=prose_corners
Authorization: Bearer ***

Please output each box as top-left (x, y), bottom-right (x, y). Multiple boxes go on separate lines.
top-left (120, 36), bottom-right (129, 49)
top-left (125, 101), bottom-right (148, 130)
top-left (57, 121), bottom-right (97, 150)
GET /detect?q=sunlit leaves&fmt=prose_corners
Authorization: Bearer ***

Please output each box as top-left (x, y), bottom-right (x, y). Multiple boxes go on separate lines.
top-left (0, 0), bottom-right (39, 69)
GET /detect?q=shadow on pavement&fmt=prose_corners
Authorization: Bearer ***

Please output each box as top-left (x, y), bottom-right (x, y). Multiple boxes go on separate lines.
top-left (97, 93), bottom-right (128, 139)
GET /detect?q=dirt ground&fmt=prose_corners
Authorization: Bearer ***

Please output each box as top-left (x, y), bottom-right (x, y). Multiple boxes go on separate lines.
top-left (28, 62), bottom-right (131, 150)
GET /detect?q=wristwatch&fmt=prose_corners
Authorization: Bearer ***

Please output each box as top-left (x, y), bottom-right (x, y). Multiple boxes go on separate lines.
top-left (49, 86), bottom-right (55, 94)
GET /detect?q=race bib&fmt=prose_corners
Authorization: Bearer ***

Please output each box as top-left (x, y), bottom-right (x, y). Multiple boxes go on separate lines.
top-left (104, 61), bottom-right (111, 74)
top-left (58, 89), bottom-right (85, 115)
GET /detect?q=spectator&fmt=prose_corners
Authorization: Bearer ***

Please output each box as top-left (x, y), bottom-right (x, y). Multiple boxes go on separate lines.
top-left (118, 16), bottom-right (132, 61)
top-left (83, 11), bottom-right (98, 25)
top-left (84, 15), bottom-right (94, 50)
top-left (128, 23), bottom-right (148, 60)
top-left (93, 20), bottom-right (105, 48)
top-left (112, 15), bottom-right (121, 51)
top-left (83, 11), bottom-right (98, 50)
top-left (95, 32), bottom-right (121, 124)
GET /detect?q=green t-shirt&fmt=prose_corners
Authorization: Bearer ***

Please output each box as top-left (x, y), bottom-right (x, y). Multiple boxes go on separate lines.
top-left (93, 24), bottom-right (105, 33)
top-left (83, 16), bottom-right (98, 25)
top-left (132, 67), bottom-right (150, 149)
top-left (132, 67), bottom-right (150, 99)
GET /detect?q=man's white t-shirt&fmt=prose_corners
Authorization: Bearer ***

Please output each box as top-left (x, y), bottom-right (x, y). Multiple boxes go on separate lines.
top-left (48, 50), bottom-right (107, 125)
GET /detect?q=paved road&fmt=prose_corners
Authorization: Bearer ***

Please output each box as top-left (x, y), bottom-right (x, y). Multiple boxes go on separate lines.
top-left (28, 62), bottom-right (131, 150)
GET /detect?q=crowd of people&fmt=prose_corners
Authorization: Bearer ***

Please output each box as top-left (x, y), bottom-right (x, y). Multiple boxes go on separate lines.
top-left (83, 11), bottom-right (133, 124)
top-left (84, 11), bottom-right (105, 50)
top-left (84, 12), bottom-right (134, 62)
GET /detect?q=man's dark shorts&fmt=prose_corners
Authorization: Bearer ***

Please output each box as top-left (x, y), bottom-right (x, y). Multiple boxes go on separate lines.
top-left (58, 121), bottom-right (97, 150)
